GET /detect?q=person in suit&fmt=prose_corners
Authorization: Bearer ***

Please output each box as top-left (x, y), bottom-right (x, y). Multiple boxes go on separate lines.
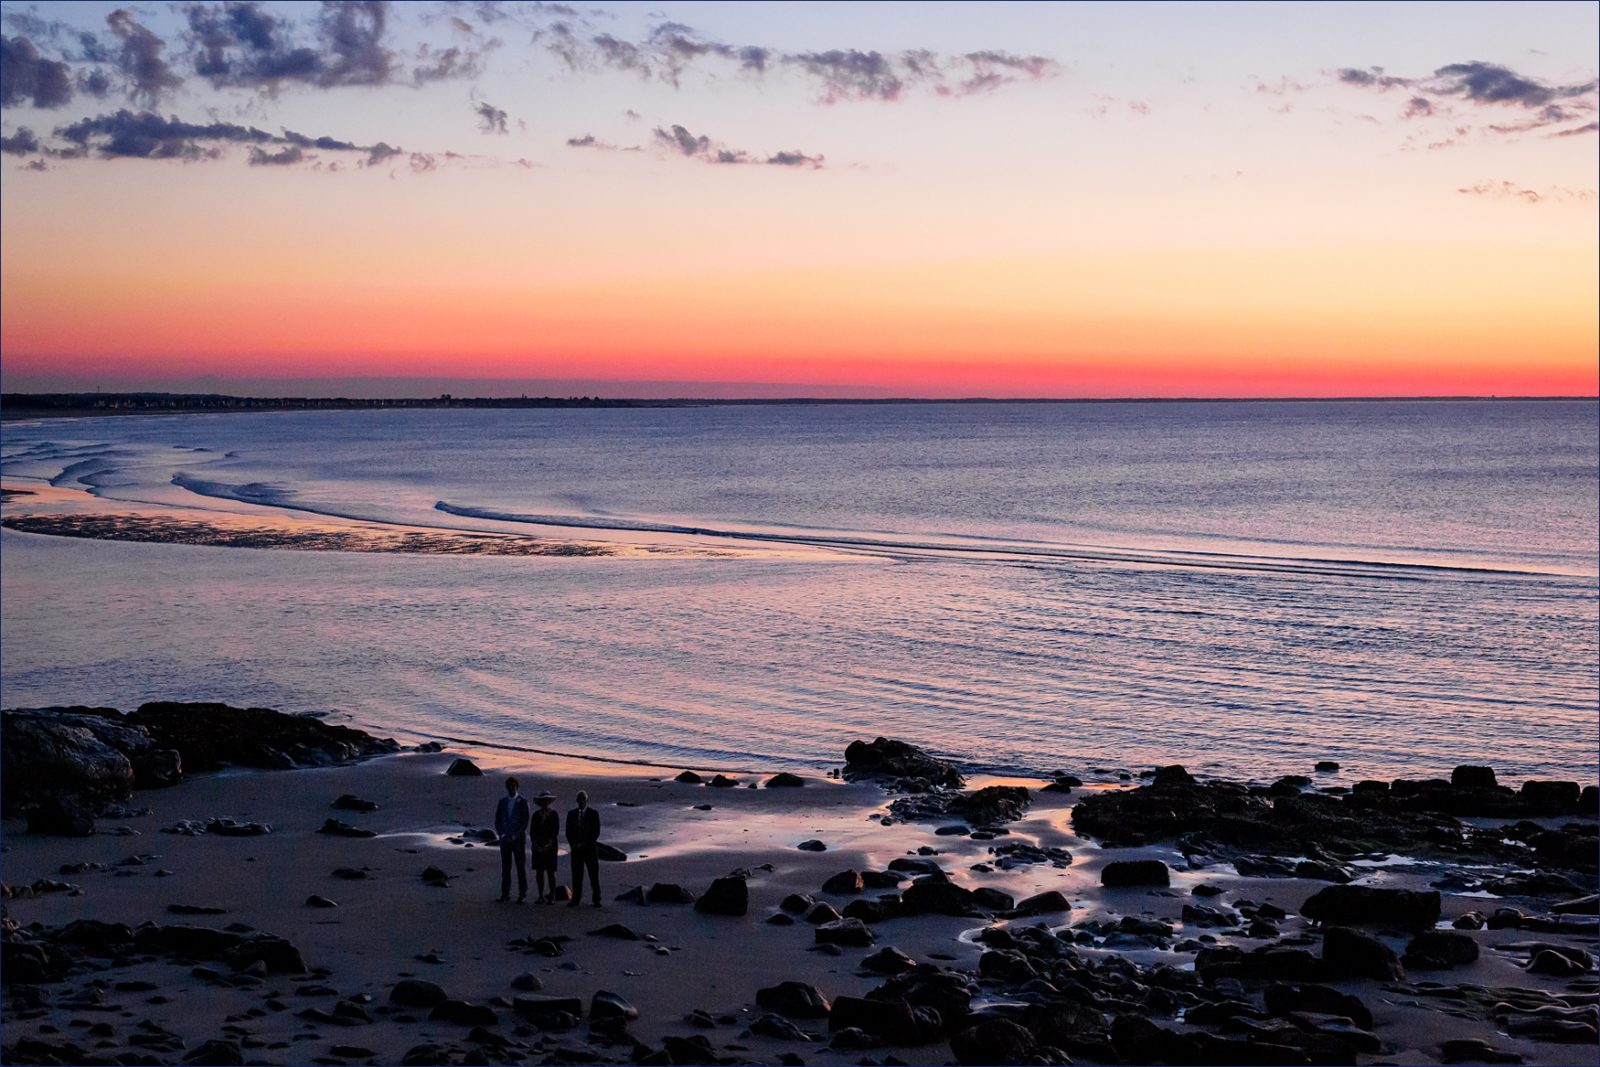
top-left (494, 776), bottom-right (531, 903)
top-left (529, 790), bottom-right (560, 904)
top-left (566, 789), bottom-right (601, 907)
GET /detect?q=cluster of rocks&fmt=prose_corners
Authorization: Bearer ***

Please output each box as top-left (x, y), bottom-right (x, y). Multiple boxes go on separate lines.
top-left (1073, 763), bottom-right (1598, 882)
top-left (1, 703), bottom-right (399, 836)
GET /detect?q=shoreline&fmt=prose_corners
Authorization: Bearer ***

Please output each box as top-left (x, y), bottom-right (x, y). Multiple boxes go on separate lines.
top-left (3, 708), bottom-right (1596, 1066)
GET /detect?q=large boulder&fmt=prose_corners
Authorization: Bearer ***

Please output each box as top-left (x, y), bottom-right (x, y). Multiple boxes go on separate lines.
top-left (756, 981), bottom-right (831, 1018)
top-left (1321, 926), bottom-right (1403, 980)
top-left (126, 702), bottom-right (398, 771)
top-left (900, 873), bottom-right (975, 916)
top-left (694, 876), bottom-right (748, 916)
top-left (1101, 859), bottom-right (1170, 887)
top-left (949, 785), bottom-right (1031, 826)
top-left (842, 738), bottom-right (963, 788)
top-left (1301, 885), bottom-right (1440, 930)
top-left (1, 709), bottom-right (139, 813)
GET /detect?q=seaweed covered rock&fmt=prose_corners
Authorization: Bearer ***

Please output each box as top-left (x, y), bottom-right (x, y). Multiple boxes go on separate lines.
top-left (1, 708), bottom-right (178, 816)
top-left (126, 702), bottom-right (398, 772)
top-left (949, 785), bottom-right (1031, 826)
top-left (842, 738), bottom-right (963, 789)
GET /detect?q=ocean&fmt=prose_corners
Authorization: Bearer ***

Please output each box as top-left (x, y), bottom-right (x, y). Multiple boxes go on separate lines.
top-left (2, 399), bottom-right (1596, 782)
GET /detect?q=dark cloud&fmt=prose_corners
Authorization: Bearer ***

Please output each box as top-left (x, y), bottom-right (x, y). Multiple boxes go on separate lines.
top-left (534, 16), bottom-right (1056, 103)
top-left (1552, 120), bottom-right (1598, 137)
top-left (1, 35), bottom-right (74, 108)
top-left (412, 42), bottom-right (491, 84)
top-left (476, 100), bottom-right (508, 134)
top-left (645, 122), bottom-right (822, 169)
top-left (1431, 61), bottom-right (1594, 108)
top-left (1404, 96), bottom-right (1433, 118)
top-left (315, 0), bottom-right (393, 86)
top-left (1336, 67), bottom-right (1411, 90)
top-left (365, 141), bottom-right (402, 164)
top-left (653, 122), bottom-right (708, 156)
top-left (0, 125), bottom-right (40, 154)
top-left (247, 143), bottom-right (304, 165)
top-left (50, 108), bottom-right (378, 163)
top-left (79, 68), bottom-right (113, 98)
top-left (107, 9), bottom-right (183, 104)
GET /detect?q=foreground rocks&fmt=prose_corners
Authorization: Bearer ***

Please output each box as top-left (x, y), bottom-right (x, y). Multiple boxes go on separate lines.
top-left (1, 704), bottom-right (399, 834)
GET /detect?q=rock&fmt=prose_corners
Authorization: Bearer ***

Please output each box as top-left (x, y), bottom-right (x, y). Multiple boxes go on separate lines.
top-left (1263, 983), bottom-right (1372, 1029)
top-left (887, 857), bottom-right (942, 876)
top-left (430, 999), bottom-right (498, 1026)
top-left (1, 708), bottom-right (179, 815)
top-left (390, 979), bottom-right (448, 1008)
top-left (446, 758), bottom-right (482, 777)
top-left (589, 923), bottom-right (639, 940)
top-left (861, 870), bottom-right (904, 889)
top-left (590, 991), bottom-right (638, 1023)
top-left (815, 919), bottom-right (875, 947)
top-left (780, 893), bottom-right (815, 914)
top-left (615, 885), bottom-right (647, 904)
top-left (331, 867), bottom-right (368, 880)
top-left (1315, 761), bottom-right (1340, 772)
top-left (842, 898), bottom-right (896, 924)
top-left (1321, 926), bottom-right (1403, 980)
top-left (950, 1017), bottom-right (1036, 1066)
top-left (1452, 765), bottom-right (1497, 788)
top-left (1552, 894), bottom-right (1600, 915)
top-left (513, 995), bottom-right (584, 1019)
top-left (662, 1035), bottom-right (719, 1064)
top-left (126, 701), bottom-right (396, 771)
top-left (1527, 949), bottom-right (1589, 976)
top-left (971, 888), bottom-right (1015, 912)
top-left (949, 786), bottom-right (1030, 826)
top-left (766, 773), bottom-right (805, 788)
top-left (749, 1012), bottom-right (810, 1041)
top-left (1519, 779), bottom-right (1580, 814)
top-left (1301, 885), bottom-right (1440, 929)
top-left (757, 981), bottom-right (831, 1018)
top-left (1042, 778), bottom-right (1076, 794)
top-left (1153, 764), bottom-right (1196, 787)
top-left (510, 973), bottom-right (542, 992)
top-left (830, 994), bottom-right (942, 1045)
top-left (1101, 859), bottom-right (1170, 887)
top-left (1013, 890), bottom-right (1071, 916)
top-left (331, 794), bottom-right (379, 812)
top-left (401, 1044), bottom-right (449, 1065)
top-left (900, 874), bottom-right (974, 916)
top-left (709, 774), bottom-right (740, 788)
top-left (183, 1039), bottom-right (244, 1065)
top-left (694, 876), bottom-right (748, 916)
top-left (305, 895), bottom-right (338, 909)
top-left (647, 882), bottom-right (696, 905)
top-left (1403, 930), bottom-right (1479, 969)
top-left (228, 935), bottom-right (306, 974)
top-left (421, 866), bottom-right (451, 887)
top-left (862, 946), bottom-right (916, 974)
top-left (821, 870), bottom-right (863, 895)
top-left (595, 842), bottom-right (627, 862)
top-left (675, 771), bottom-right (703, 784)
top-left (317, 818), bottom-right (374, 838)
top-left (1439, 1039), bottom-right (1524, 1064)
top-left (805, 902), bottom-right (842, 925)
top-left (1453, 911), bottom-right (1486, 929)
top-left (24, 795), bottom-right (99, 836)
top-left (1293, 860), bottom-right (1352, 883)
top-left (841, 738), bottom-right (964, 788)
top-left (767, 912), bottom-right (796, 926)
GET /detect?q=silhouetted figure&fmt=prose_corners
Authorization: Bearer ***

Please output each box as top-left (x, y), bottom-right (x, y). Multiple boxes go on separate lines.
top-left (495, 776), bottom-right (530, 903)
top-left (530, 790), bottom-right (559, 904)
top-left (566, 789), bottom-right (601, 907)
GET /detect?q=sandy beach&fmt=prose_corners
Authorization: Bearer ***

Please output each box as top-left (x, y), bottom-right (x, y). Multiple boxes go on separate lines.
top-left (3, 713), bottom-right (1596, 1066)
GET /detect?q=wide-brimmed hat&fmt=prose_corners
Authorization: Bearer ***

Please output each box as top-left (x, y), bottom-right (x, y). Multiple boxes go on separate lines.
top-left (535, 791), bottom-right (555, 803)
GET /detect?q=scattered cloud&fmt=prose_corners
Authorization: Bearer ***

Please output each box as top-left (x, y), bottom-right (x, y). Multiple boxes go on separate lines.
top-left (1335, 59), bottom-right (1598, 138)
top-left (475, 100), bottom-right (508, 134)
top-left (1457, 179), bottom-right (1596, 204)
top-left (1, 35), bottom-right (74, 108)
top-left (646, 122), bottom-right (823, 168)
top-left (48, 108), bottom-right (380, 163)
top-left (247, 144), bottom-right (304, 166)
top-left (0, 126), bottom-right (41, 154)
top-left (106, 9), bottom-right (183, 105)
top-left (1551, 120), bottom-right (1598, 137)
top-left (1431, 61), bottom-right (1594, 108)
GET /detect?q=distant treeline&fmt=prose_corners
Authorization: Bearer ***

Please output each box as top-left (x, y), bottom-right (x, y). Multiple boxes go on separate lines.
top-left (1, 391), bottom-right (1583, 420)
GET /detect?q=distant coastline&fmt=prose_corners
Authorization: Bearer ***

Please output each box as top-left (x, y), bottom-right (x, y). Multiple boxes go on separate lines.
top-left (1, 391), bottom-right (1593, 421)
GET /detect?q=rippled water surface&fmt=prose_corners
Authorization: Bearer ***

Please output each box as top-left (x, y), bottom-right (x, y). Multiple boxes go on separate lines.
top-left (3, 400), bottom-right (1596, 781)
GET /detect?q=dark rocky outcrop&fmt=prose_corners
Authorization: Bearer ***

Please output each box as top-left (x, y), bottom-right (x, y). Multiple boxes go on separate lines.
top-left (948, 785), bottom-right (1031, 826)
top-left (127, 702), bottom-right (397, 771)
top-left (842, 737), bottom-right (963, 788)
top-left (1321, 925), bottom-right (1403, 980)
top-left (1301, 885), bottom-right (1441, 930)
top-left (1101, 859), bottom-right (1170, 887)
top-left (445, 758), bottom-right (482, 777)
top-left (765, 772), bottom-right (805, 788)
top-left (1403, 930), bottom-right (1480, 969)
top-left (756, 981), bottom-right (831, 1018)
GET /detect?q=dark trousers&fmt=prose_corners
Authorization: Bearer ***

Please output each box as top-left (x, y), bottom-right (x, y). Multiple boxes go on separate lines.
top-left (500, 838), bottom-right (527, 899)
top-left (570, 845), bottom-right (600, 902)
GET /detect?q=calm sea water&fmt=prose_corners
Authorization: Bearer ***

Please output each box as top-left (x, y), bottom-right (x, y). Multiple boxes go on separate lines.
top-left (3, 400), bottom-right (1596, 782)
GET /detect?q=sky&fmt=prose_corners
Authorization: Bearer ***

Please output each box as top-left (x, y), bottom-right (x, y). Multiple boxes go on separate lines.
top-left (1, 1), bottom-right (1596, 399)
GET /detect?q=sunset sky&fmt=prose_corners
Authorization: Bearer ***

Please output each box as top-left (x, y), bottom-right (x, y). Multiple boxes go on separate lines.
top-left (1, 0), bottom-right (1596, 397)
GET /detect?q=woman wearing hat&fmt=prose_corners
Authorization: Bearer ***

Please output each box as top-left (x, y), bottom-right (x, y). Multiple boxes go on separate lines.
top-left (529, 791), bottom-right (560, 904)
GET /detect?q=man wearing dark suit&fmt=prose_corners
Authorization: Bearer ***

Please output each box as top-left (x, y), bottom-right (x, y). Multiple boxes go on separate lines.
top-left (495, 777), bottom-right (531, 903)
top-left (566, 789), bottom-right (602, 907)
